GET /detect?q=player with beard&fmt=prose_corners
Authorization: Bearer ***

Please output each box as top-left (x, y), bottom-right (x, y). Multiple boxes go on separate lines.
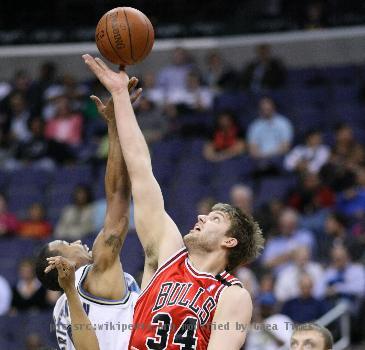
top-left (83, 54), bottom-right (265, 350)
top-left (35, 79), bottom-right (142, 350)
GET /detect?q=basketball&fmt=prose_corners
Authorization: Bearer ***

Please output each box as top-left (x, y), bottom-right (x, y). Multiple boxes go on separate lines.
top-left (95, 7), bottom-right (154, 66)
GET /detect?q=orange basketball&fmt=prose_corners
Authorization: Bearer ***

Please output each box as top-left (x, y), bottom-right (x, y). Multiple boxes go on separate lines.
top-left (95, 7), bottom-right (154, 66)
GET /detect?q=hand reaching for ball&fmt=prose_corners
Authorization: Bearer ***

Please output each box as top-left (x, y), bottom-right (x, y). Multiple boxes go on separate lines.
top-left (83, 54), bottom-right (130, 95)
top-left (45, 256), bottom-right (76, 292)
top-left (90, 77), bottom-right (142, 123)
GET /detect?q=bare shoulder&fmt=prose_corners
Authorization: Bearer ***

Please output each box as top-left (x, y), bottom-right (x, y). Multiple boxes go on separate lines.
top-left (208, 286), bottom-right (252, 349)
top-left (220, 285), bottom-right (252, 308)
top-left (216, 285), bottom-right (252, 321)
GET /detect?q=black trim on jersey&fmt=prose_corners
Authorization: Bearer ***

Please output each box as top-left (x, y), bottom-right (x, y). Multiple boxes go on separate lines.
top-left (215, 274), bottom-right (232, 286)
top-left (79, 290), bottom-right (132, 306)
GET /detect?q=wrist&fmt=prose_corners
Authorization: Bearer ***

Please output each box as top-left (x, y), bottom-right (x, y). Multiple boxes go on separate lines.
top-left (64, 285), bottom-right (77, 296)
top-left (111, 86), bottom-right (128, 98)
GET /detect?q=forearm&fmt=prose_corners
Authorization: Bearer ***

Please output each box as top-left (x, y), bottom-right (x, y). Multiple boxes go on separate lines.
top-left (112, 90), bottom-right (152, 178)
top-left (104, 120), bottom-right (131, 230)
top-left (64, 288), bottom-right (99, 350)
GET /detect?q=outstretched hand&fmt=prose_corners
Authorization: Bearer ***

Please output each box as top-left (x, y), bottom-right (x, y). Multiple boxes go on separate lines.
top-left (90, 77), bottom-right (142, 122)
top-left (83, 54), bottom-right (129, 95)
top-left (45, 256), bottom-right (76, 292)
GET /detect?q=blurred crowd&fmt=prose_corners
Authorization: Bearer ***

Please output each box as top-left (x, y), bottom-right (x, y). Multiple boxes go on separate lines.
top-left (1, 0), bottom-right (365, 44)
top-left (1, 44), bottom-right (365, 349)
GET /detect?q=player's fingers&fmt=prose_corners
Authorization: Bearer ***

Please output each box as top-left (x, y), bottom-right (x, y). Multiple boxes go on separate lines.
top-left (95, 57), bottom-right (109, 71)
top-left (82, 54), bottom-right (104, 77)
top-left (44, 264), bottom-right (56, 273)
top-left (131, 88), bottom-right (143, 104)
top-left (128, 77), bottom-right (138, 92)
top-left (90, 95), bottom-right (105, 111)
top-left (46, 256), bottom-right (60, 263)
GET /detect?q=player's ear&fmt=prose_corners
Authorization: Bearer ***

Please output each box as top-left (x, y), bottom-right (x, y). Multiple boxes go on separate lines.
top-left (223, 237), bottom-right (237, 248)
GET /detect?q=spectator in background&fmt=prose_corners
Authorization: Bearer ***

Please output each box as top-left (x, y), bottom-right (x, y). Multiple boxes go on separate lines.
top-left (204, 52), bottom-right (238, 91)
top-left (54, 184), bottom-right (94, 240)
top-left (29, 61), bottom-right (58, 115)
top-left (275, 246), bottom-right (324, 302)
top-left (262, 208), bottom-right (314, 274)
top-left (255, 199), bottom-right (284, 237)
top-left (0, 193), bottom-right (18, 237)
top-left (0, 70), bottom-right (31, 112)
top-left (61, 73), bottom-right (88, 110)
top-left (321, 123), bottom-right (365, 192)
top-left (83, 79), bottom-right (109, 122)
top-left (9, 117), bottom-right (74, 169)
top-left (336, 175), bottom-right (365, 219)
top-left (284, 129), bottom-right (330, 174)
top-left (321, 246), bottom-right (365, 310)
top-left (157, 47), bottom-right (193, 92)
top-left (45, 95), bottom-right (83, 146)
top-left (281, 274), bottom-right (329, 323)
top-left (230, 184), bottom-right (253, 216)
top-left (18, 203), bottom-right (52, 239)
top-left (203, 111), bottom-right (245, 162)
top-left (135, 97), bottom-right (168, 144)
top-left (287, 172), bottom-right (335, 215)
top-left (8, 92), bottom-right (31, 143)
top-left (324, 212), bottom-right (364, 262)
top-left (248, 96), bottom-right (293, 174)
top-left (141, 72), bottom-right (165, 107)
top-left (0, 274), bottom-right (11, 315)
top-left (166, 71), bottom-right (213, 112)
top-left (11, 259), bottom-right (51, 312)
top-left (241, 44), bottom-right (287, 93)
top-left (8, 117), bottom-right (54, 170)
top-left (332, 124), bottom-right (365, 168)
top-left (246, 273), bottom-right (292, 350)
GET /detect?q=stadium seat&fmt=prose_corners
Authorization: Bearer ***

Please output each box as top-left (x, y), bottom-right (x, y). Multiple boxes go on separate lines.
top-left (255, 175), bottom-right (298, 207)
top-left (52, 165), bottom-right (93, 187)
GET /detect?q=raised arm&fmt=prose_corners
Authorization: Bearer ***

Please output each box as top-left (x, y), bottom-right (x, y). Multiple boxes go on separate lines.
top-left (46, 256), bottom-right (100, 350)
top-left (83, 55), bottom-right (184, 288)
top-left (86, 81), bottom-right (141, 299)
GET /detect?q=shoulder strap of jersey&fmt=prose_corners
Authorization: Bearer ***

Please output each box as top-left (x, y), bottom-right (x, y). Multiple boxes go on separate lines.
top-left (77, 265), bottom-right (132, 305)
top-left (214, 272), bottom-right (243, 301)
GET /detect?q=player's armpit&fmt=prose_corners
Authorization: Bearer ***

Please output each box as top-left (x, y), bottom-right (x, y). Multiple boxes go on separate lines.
top-left (132, 172), bottom-right (184, 269)
top-left (207, 286), bottom-right (252, 350)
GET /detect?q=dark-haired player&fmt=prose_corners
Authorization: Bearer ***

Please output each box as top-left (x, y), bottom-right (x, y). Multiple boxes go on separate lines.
top-left (35, 80), bottom-right (142, 350)
top-left (46, 255), bottom-right (101, 350)
top-left (83, 54), bottom-right (265, 350)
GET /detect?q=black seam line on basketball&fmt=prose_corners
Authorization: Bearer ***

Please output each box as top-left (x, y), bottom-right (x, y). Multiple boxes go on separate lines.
top-left (140, 16), bottom-right (150, 60)
top-left (105, 13), bottom-right (129, 65)
top-left (123, 9), bottom-right (136, 63)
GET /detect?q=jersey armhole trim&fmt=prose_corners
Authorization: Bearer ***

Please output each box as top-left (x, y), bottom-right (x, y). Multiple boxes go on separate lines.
top-left (78, 265), bottom-right (132, 305)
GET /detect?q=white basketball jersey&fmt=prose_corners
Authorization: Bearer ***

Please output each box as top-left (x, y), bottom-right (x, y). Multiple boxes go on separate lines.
top-left (53, 265), bottom-right (140, 350)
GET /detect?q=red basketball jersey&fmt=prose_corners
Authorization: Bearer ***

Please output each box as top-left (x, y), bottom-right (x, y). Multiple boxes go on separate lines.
top-left (129, 248), bottom-right (242, 350)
